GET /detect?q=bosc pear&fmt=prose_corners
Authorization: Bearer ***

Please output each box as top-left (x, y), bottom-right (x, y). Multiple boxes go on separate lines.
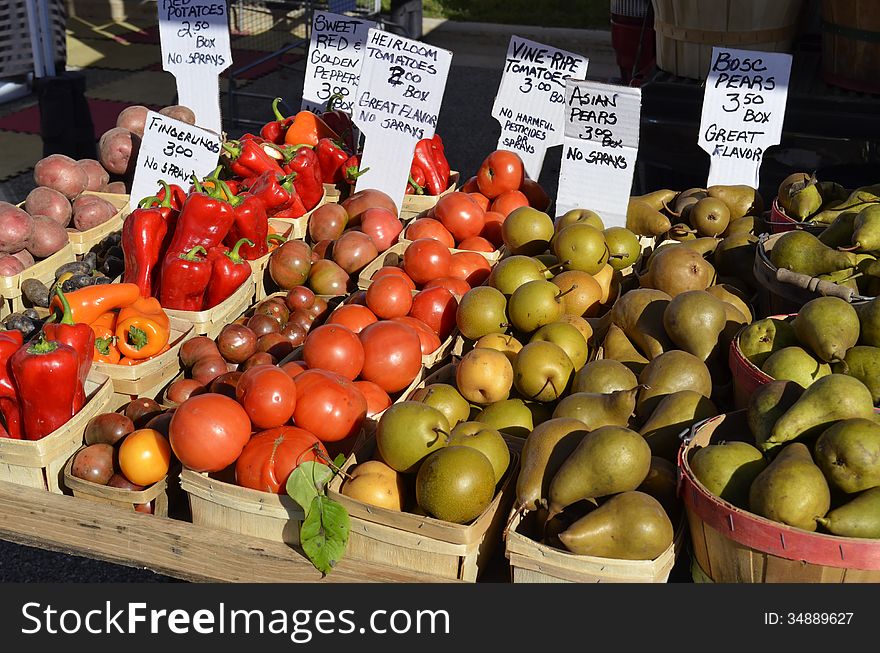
top-left (571, 359), bottom-right (637, 394)
top-left (814, 418), bottom-right (880, 494)
top-left (515, 418), bottom-right (589, 512)
top-left (602, 323), bottom-right (649, 374)
top-left (610, 288), bottom-right (674, 359)
top-left (662, 290), bottom-right (727, 360)
top-left (791, 296), bottom-right (860, 363)
top-left (817, 487), bottom-right (880, 538)
top-left (690, 441), bottom-right (766, 508)
top-left (639, 390), bottom-right (718, 461)
top-left (551, 387), bottom-right (640, 431)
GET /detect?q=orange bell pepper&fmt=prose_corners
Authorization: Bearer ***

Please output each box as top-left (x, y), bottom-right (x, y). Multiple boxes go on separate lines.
top-left (283, 111), bottom-right (339, 148)
top-left (89, 311), bottom-right (117, 336)
top-left (118, 344), bottom-right (171, 365)
top-left (49, 283), bottom-right (141, 326)
top-left (93, 326), bottom-right (121, 365)
top-left (115, 297), bottom-right (171, 360)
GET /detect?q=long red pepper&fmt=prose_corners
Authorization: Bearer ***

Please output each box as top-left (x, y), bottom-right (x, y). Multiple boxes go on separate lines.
top-left (122, 201), bottom-right (168, 298)
top-left (205, 238), bottom-right (254, 308)
top-left (223, 139), bottom-right (285, 179)
top-left (11, 333), bottom-right (83, 441)
top-left (342, 154), bottom-right (369, 186)
top-left (0, 330), bottom-right (23, 439)
top-left (413, 139), bottom-right (446, 195)
top-left (221, 181), bottom-right (269, 260)
top-left (156, 180), bottom-right (188, 212)
top-left (247, 171), bottom-right (297, 212)
top-left (159, 246), bottom-right (213, 311)
top-left (281, 146), bottom-right (324, 210)
top-left (260, 97), bottom-right (295, 145)
top-left (430, 134), bottom-right (451, 187)
top-left (44, 286), bottom-right (94, 407)
top-left (315, 137), bottom-right (351, 184)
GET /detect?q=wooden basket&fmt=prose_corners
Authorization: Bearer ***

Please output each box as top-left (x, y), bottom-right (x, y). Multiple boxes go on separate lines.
top-left (179, 467), bottom-right (306, 546)
top-left (323, 183), bottom-right (342, 204)
top-left (504, 509), bottom-right (684, 583)
top-left (356, 243), bottom-right (409, 291)
top-left (92, 316), bottom-right (195, 410)
top-left (0, 243), bottom-right (76, 317)
top-left (165, 272), bottom-right (256, 339)
top-left (651, 0), bottom-right (805, 80)
top-left (400, 171), bottom-right (460, 222)
top-left (63, 448), bottom-right (171, 516)
top-left (0, 370), bottom-right (113, 493)
top-left (680, 411), bottom-right (880, 582)
top-left (67, 192), bottom-right (131, 255)
top-left (326, 434), bottom-right (520, 582)
top-left (821, 1), bottom-right (880, 93)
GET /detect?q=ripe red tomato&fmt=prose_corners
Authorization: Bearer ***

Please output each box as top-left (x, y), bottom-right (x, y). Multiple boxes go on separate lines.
top-left (325, 304), bottom-right (378, 333)
top-left (423, 276), bottom-right (471, 299)
top-left (358, 321), bottom-right (423, 393)
top-left (366, 275), bottom-right (414, 319)
top-left (391, 316), bottom-right (442, 354)
top-left (293, 369), bottom-right (367, 442)
top-left (169, 394), bottom-right (252, 473)
top-left (433, 192), bottom-right (485, 243)
top-left (302, 324), bottom-right (365, 380)
top-left (353, 380), bottom-right (392, 417)
top-left (462, 175), bottom-right (479, 193)
top-left (360, 207), bottom-right (403, 252)
top-left (371, 266), bottom-right (416, 290)
top-left (235, 426), bottom-right (328, 494)
top-left (449, 251), bottom-right (492, 286)
top-left (489, 189), bottom-right (529, 217)
top-left (408, 287), bottom-right (458, 340)
top-left (520, 178), bottom-right (550, 211)
top-left (477, 150), bottom-right (525, 198)
top-left (403, 238), bottom-right (452, 286)
top-left (280, 360), bottom-right (308, 379)
top-left (236, 365), bottom-right (298, 429)
top-left (480, 211), bottom-right (506, 247)
top-left (468, 192), bottom-right (491, 212)
top-left (458, 236), bottom-right (496, 253)
top-left (405, 217), bottom-right (455, 248)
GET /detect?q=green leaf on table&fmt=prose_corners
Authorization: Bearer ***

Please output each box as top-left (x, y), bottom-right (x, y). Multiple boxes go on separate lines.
top-left (301, 495), bottom-right (350, 575)
top-left (285, 461), bottom-right (333, 518)
top-left (333, 453), bottom-right (346, 468)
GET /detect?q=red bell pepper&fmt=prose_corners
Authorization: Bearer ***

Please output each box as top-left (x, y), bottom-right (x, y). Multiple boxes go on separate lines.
top-left (0, 330), bottom-right (23, 439)
top-left (223, 185), bottom-right (269, 261)
top-left (342, 154), bottom-right (369, 186)
top-left (271, 188), bottom-right (308, 220)
top-left (280, 145), bottom-right (324, 210)
top-left (159, 246), bottom-right (213, 311)
top-left (315, 137), bottom-right (351, 184)
top-left (44, 286), bottom-right (95, 407)
top-left (205, 238), bottom-right (253, 309)
top-left (156, 180), bottom-right (188, 212)
top-left (247, 171), bottom-right (297, 213)
top-left (413, 138), bottom-right (447, 195)
top-left (222, 139), bottom-right (285, 179)
top-left (260, 97), bottom-right (295, 145)
top-left (122, 203), bottom-right (169, 298)
top-left (239, 133), bottom-right (265, 144)
top-left (320, 94), bottom-right (358, 153)
top-left (11, 333), bottom-right (84, 441)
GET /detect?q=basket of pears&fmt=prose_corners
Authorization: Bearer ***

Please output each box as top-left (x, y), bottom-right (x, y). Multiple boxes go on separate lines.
top-left (769, 172), bottom-right (852, 234)
top-left (680, 372), bottom-right (880, 583)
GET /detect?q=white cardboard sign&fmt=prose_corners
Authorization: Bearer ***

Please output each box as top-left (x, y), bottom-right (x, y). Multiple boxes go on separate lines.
top-left (556, 80), bottom-right (641, 227)
top-left (699, 47), bottom-right (792, 188)
top-left (492, 36), bottom-right (588, 180)
top-left (353, 29), bottom-right (452, 211)
top-left (158, 0), bottom-right (232, 135)
top-left (130, 111), bottom-right (222, 208)
top-left (302, 11), bottom-right (376, 114)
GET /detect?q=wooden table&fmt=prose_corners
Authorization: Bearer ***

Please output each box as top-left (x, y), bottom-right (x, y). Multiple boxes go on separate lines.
top-left (0, 480), bottom-right (456, 583)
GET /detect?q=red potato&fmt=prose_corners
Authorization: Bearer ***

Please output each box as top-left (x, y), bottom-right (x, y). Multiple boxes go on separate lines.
top-left (116, 105), bottom-right (150, 137)
top-left (0, 202), bottom-right (35, 254)
top-left (102, 181), bottom-right (128, 194)
top-left (98, 127), bottom-right (140, 176)
top-left (26, 215), bottom-right (69, 258)
top-left (24, 187), bottom-right (71, 227)
top-left (0, 255), bottom-right (25, 277)
top-left (33, 154), bottom-right (88, 200)
top-left (10, 249), bottom-right (34, 268)
top-left (72, 194), bottom-right (118, 231)
top-left (160, 105), bottom-right (196, 125)
top-left (77, 159), bottom-right (110, 192)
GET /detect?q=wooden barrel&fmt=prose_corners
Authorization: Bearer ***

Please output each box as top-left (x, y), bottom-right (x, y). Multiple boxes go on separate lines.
top-left (821, 1), bottom-right (880, 93)
top-left (652, 0), bottom-right (805, 79)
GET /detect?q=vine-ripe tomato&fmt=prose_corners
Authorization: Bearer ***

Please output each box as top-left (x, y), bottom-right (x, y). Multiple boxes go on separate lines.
top-left (390, 316), bottom-right (442, 355)
top-left (402, 238), bottom-right (452, 286)
top-left (423, 276), bottom-right (471, 299)
top-left (293, 369), bottom-right (368, 442)
top-left (458, 236), bottom-right (496, 253)
top-left (405, 217), bottom-right (455, 248)
top-left (118, 428), bottom-right (171, 486)
top-left (433, 192), bottom-right (485, 243)
top-left (360, 207), bottom-right (403, 252)
top-left (477, 150), bottom-right (525, 198)
top-left (480, 211), bottom-right (506, 247)
top-left (169, 394), bottom-right (252, 473)
top-left (366, 275), bottom-right (414, 319)
top-left (358, 320), bottom-right (423, 393)
top-left (489, 189), bottom-right (529, 217)
top-left (234, 426), bottom-right (328, 494)
top-left (408, 287), bottom-right (458, 340)
top-left (371, 266), bottom-right (417, 290)
top-left (449, 251), bottom-right (492, 286)
top-left (302, 324), bottom-right (365, 380)
top-left (325, 304), bottom-right (378, 333)
top-left (353, 380), bottom-right (393, 417)
top-left (236, 365), bottom-right (298, 429)
top-left (520, 178), bottom-right (550, 211)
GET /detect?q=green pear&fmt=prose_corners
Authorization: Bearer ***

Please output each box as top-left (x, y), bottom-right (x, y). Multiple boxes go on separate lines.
top-left (640, 245), bottom-right (716, 297)
top-left (748, 443), bottom-right (831, 531)
top-left (761, 346), bottom-right (831, 389)
top-left (662, 290), bottom-right (727, 361)
top-left (475, 398), bottom-right (533, 439)
top-left (725, 215), bottom-right (758, 237)
top-left (555, 208), bottom-right (604, 232)
top-left (855, 298), bottom-right (880, 347)
top-left (639, 390), bottom-right (718, 461)
top-left (603, 226), bottom-right (642, 271)
top-left (706, 284), bottom-right (753, 323)
top-left (515, 418), bottom-right (589, 512)
top-left (690, 197), bottom-right (730, 236)
top-left (550, 270), bottom-right (603, 316)
top-left (456, 286), bottom-right (508, 340)
top-left (552, 223), bottom-right (609, 275)
top-left (571, 359), bottom-right (637, 395)
top-left (558, 491), bottom-right (673, 560)
top-left (502, 206), bottom-right (555, 256)
top-left (626, 199), bottom-right (671, 237)
top-left (547, 425), bottom-right (651, 517)
top-left (508, 279), bottom-right (565, 333)
top-left (707, 184), bottom-right (763, 219)
top-left (513, 340), bottom-right (573, 403)
top-left (535, 253), bottom-right (559, 279)
top-left (850, 204), bottom-right (880, 252)
top-left (475, 333), bottom-right (523, 364)
top-left (551, 387), bottom-right (640, 430)
top-left (635, 189), bottom-right (678, 211)
top-left (637, 457), bottom-right (680, 522)
top-left (602, 323), bottom-right (649, 374)
top-left (737, 318), bottom-right (798, 367)
top-left (834, 345), bottom-right (880, 403)
top-left (766, 374), bottom-right (875, 448)
top-left (817, 210), bottom-right (859, 248)
top-left (791, 296), bottom-right (860, 362)
top-left (817, 487), bottom-right (880, 538)
top-left (530, 321), bottom-right (589, 370)
top-left (770, 230), bottom-right (860, 277)
top-left (713, 233), bottom-right (757, 291)
top-left (416, 446), bottom-right (496, 524)
top-left (636, 350), bottom-right (712, 420)
top-left (487, 255), bottom-right (545, 296)
top-left (409, 383), bottom-right (470, 428)
top-left (747, 380), bottom-right (804, 452)
top-left (376, 401), bottom-right (450, 474)
top-left (610, 288), bottom-right (674, 359)
top-left (814, 418), bottom-right (880, 494)
top-left (448, 426), bottom-right (510, 485)
top-left (690, 441), bottom-right (766, 508)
